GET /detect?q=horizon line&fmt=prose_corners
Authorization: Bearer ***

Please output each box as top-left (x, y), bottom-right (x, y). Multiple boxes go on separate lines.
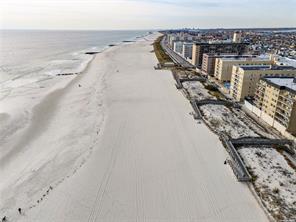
top-left (1, 27), bottom-right (296, 32)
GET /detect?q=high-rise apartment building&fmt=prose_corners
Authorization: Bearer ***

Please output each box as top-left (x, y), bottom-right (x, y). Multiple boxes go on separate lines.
top-left (214, 56), bottom-right (274, 82)
top-left (233, 31), bottom-right (243, 43)
top-left (230, 65), bottom-right (296, 101)
top-left (253, 77), bottom-right (296, 135)
top-left (192, 42), bottom-right (248, 67)
top-left (182, 42), bottom-right (193, 60)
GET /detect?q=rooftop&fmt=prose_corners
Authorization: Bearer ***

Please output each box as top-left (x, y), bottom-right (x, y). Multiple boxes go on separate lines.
top-left (239, 65), bottom-right (296, 71)
top-left (220, 55), bottom-right (270, 61)
top-left (193, 42), bottom-right (248, 46)
top-left (183, 42), bottom-right (193, 45)
top-left (203, 53), bottom-right (240, 58)
top-left (264, 77), bottom-right (296, 93)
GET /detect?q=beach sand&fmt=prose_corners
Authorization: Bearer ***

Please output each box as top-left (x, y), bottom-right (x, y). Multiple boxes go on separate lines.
top-left (1, 33), bottom-right (268, 221)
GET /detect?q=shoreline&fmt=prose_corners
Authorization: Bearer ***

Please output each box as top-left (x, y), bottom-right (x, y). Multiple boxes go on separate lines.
top-left (0, 32), bottom-right (146, 163)
top-left (0, 31), bottom-right (150, 99)
top-left (0, 41), bottom-right (116, 218)
top-left (0, 33), bottom-right (153, 218)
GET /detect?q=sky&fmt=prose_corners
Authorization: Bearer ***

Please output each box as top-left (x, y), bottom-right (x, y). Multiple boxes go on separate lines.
top-left (0, 0), bottom-right (296, 30)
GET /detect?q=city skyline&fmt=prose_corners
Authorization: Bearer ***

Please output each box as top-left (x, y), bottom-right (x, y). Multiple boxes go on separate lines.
top-left (1, 0), bottom-right (296, 30)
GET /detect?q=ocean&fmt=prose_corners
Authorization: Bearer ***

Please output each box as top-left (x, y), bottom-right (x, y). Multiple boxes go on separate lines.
top-left (0, 30), bottom-right (149, 90)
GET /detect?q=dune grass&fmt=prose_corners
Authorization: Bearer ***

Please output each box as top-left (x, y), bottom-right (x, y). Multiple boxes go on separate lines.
top-left (153, 36), bottom-right (172, 65)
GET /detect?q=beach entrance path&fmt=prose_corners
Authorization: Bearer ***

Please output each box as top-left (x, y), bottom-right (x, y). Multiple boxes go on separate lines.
top-left (22, 34), bottom-right (268, 222)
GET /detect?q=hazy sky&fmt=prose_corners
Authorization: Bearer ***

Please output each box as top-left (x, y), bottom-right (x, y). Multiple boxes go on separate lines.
top-left (0, 0), bottom-right (296, 30)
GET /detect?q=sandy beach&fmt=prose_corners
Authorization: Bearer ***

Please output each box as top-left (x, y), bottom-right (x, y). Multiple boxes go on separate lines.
top-left (1, 33), bottom-right (268, 221)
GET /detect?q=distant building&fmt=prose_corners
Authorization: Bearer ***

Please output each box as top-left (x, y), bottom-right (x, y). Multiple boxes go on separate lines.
top-left (233, 31), bottom-right (242, 43)
top-left (180, 33), bottom-right (194, 41)
top-left (182, 42), bottom-right (193, 60)
top-left (168, 33), bottom-right (197, 47)
top-left (214, 56), bottom-right (274, 82)
top-left (230, 65), bottom-right (296, 101)
top-left (173, 41), bottom-right (184, 54)
top-left (192, 42), bottom-right (249, 67)
top-left (252, 77), bottom-right (296, 136)
top-left (168, 34), bottom-right (180, 47)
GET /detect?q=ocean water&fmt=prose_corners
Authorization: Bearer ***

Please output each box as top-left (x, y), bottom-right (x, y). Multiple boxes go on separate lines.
top-left (0, 30), bottom-right (149, 90)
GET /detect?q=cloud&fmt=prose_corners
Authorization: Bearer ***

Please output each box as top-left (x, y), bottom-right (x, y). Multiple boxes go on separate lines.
top-left (0, 0), bottom-right (295, 29)
top-left (128, 0), bottom-right (223, 8)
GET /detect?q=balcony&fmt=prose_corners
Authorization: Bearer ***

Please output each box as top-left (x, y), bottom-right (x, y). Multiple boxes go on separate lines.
top-left (277, 98), bottom-right (293, 107)
top-left (274, 115), bottom-right (288, 127)
top-left (275, 109), bottom-right (290, 121)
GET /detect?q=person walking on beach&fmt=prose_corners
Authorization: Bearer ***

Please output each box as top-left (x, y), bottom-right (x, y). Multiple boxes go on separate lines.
top-left (2, 216), bottom-right (6, 222)
top-left (18, 208), bottom-right (22, 215)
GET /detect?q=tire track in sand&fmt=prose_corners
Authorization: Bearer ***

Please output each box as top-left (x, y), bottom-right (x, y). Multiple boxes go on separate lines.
top-left (87, 119), bottom-right (127, 222)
